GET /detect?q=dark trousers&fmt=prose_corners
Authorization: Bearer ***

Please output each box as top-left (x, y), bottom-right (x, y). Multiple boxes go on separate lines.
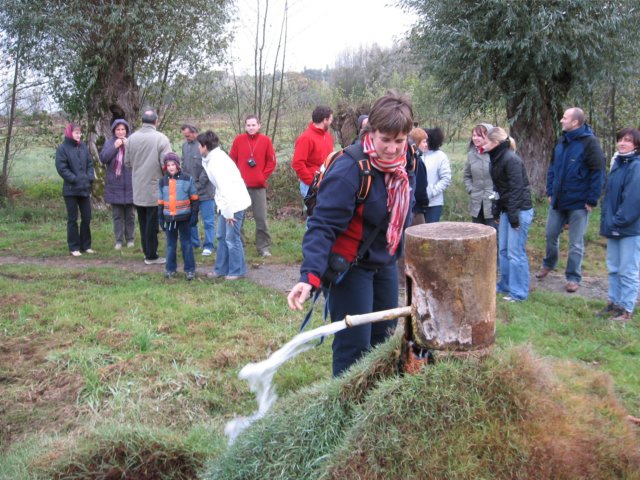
top-left (136, 205), bottom-right (159, 260)
top-left (327, 262), bottom-right (399, 377)
top-left (64, 195), bottom-right (92, 252)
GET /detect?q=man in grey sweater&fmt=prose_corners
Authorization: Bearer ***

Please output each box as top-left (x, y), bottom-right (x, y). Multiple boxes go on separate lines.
top-left (124, 108), bottom-right (171, 264)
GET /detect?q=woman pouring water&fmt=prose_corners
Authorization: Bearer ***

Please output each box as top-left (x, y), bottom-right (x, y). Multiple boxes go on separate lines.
top-left (288, 91), bottom-right (415, 377)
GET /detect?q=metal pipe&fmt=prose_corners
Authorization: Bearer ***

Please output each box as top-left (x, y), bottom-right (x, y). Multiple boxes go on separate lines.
top-left (344, 306), bottom-right (412, 328)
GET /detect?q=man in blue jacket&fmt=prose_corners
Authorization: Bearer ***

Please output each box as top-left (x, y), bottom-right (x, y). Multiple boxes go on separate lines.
top-left (536, 107), bottom-right (604, 293)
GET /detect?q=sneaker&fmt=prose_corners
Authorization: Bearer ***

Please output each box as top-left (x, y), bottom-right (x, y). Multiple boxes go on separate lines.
top-left (186, 271), bottom-right (196, 281)
top-left (70, 251), bottom-right (82, 257)
top-left (596, 302), bottom-right (624, 318)
top-left (126, 241), bottom-right (135, 248)
top-left (206, 271), bottom-right (222, 279)
top-left (202, 248), bottom-right (213, 256)
top-left (165, 271), bottom-right (177, 279)
top-left (225, 275), bottom-right (244, 281)
top-left (535, 267), bottom-right (551, 279)
top-left (84, 249), bottom-right (96, 254)
top-left (502, 296), bottom-right (518, 303)
top-left (144, 257), bottom-right (166, 265)
top-left (260, 251), bottom-right (272, 257)
top-left (114, 243), bottom-right (122, 251)
top-left (565, 281), bottom-right (579, 293)
top-left (611, 310), bottom-right (632, 323)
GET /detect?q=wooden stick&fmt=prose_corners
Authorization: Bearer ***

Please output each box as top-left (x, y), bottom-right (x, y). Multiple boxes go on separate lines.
top-left (344, 306), bottom-right (412, 328)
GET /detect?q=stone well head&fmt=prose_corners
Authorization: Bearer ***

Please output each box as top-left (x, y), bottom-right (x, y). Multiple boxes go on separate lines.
top-left (404, 222), bottom-right (496, 356)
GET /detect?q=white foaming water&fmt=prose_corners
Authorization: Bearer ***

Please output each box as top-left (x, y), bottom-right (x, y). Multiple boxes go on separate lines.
top-left (224, 320), bottom-right (348, 444)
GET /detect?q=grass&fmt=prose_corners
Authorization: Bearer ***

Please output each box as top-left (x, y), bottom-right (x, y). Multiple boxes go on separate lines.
top-left (0, 142), bottom-right (636, 478)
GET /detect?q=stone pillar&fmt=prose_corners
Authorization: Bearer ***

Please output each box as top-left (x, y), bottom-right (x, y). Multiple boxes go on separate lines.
top-left (404, 222), bottom-right (496, 356)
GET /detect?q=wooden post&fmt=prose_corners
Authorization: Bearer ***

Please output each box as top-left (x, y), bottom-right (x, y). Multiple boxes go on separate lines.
top-left (404, 222), bottom-right (496, 355)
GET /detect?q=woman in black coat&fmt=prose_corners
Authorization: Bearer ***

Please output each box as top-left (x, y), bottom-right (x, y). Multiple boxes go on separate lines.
top-left (55, 123), bottom-right (94, 256)
top-left (484, 127), bottom-right (534, 302)
top-left (99, 119), bottom-right (135, 250)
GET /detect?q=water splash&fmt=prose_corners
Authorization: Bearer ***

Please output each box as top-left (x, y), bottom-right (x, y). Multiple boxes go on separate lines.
top-left (224, 320), bottom-right (348, 444)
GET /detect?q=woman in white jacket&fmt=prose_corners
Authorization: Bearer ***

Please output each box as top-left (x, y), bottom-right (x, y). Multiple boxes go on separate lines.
top-left (198, 131), bottom-right (251, 280)
top-left (422, 127), bottom-right (451, 223)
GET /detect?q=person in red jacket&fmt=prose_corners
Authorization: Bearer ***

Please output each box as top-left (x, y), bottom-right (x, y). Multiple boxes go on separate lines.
top-left (291, 105), bottom-right (334, 198)
top-left (230, 115), bottom-right (277, 257)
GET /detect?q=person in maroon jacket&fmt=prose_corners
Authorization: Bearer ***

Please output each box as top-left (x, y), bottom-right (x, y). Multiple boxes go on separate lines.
top-left (291, 106), bottom-right (334, 198)
top-left (229, 115), bottom-right (277, 257)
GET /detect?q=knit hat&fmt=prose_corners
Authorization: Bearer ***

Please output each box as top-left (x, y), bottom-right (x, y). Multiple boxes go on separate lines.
top-left (163, 152), bottom-right (181, 170)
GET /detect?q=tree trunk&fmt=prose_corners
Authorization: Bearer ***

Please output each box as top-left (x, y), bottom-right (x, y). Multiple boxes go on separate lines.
top-left (86, 63), bottom-right (140, 202)
top-left (508, 96), bottom-right (558, 198)
top-left (0, 45), bottom-right (20, 204)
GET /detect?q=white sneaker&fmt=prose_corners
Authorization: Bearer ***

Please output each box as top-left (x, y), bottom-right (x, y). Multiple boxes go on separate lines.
top-left (114, 243), bottom-right (122, 250)
top-left (126, 241), bottom-right (135, 248)
top-left (144, 257), bottom-right (166, 265)
top-left (70, 251), bottom-right (82, 257)
top-left (202, 248), bottom-right (213, 256)
top-left (261, 251), bottom-right (272, 257)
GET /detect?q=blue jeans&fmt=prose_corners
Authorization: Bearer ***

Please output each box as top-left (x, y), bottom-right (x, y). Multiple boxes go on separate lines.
top-left (191, 199), bottom-right (216, 250)
top-left (424, 205), bottom-right (443, 223)
top-left (496, 208), bottom-right (534, 301)
top-left (543, 207), bottom-right (589, 283)
top-left (299, 181), bottom-right (309, 198)
top-left (327, 262), bottom-right (398, 377)
top-left (606, 236), bottom-right (640, 313)
top-left (165, 220), bottom-right (196, 274)
top-left (214, 211), bottom-right (246, 277)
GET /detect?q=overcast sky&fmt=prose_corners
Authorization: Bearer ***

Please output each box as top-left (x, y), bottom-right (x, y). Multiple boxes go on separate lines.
top-left (230, 0), bottom-right (412, 73)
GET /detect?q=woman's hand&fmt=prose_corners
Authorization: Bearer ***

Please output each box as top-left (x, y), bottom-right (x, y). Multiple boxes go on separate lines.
top-left (225, 217), bottom-right (236, 225)
top-left (114, 138), bottom-right (126, 148)
top-left (287, 282), bottom-right (313, 311)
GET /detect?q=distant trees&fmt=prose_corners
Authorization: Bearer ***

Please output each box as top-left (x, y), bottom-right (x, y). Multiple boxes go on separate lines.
top-left (399, 0), bottom-right (640, 194)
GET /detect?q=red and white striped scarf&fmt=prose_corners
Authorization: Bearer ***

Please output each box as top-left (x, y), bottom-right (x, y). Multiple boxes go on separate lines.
top-left (362, 132), bottom-right (410, 255)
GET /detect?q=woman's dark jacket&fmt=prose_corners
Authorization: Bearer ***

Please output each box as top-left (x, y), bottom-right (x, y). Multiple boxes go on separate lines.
top-left (300, 143), bottom-right (413, 287)
top-left (99, 119), bottom-right (133, 205)
top-left (55, 136), bottom-right (94, 197)
top-left (489, 140), bottom-right (533, 228)
top-left (412, 151), bottom-right (429, 214)
top-left (600, 153), bottom-right (640, 238)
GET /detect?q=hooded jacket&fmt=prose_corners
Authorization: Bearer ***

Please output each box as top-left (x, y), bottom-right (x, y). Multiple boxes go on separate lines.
top-left (158, 170), bottom-right (199, 223)
top-left (99, 119), bottom-right (133, 205)
top-left (55, 125), bottom-right (94, 197)
top-left (546, 124), bottom-right (604, 210)
top-left (600, 152), bottom-right (640, 238)
top-left (291, 122), bottom-right (334, 186)
top-left (489, 140), bottom-right (533, 229)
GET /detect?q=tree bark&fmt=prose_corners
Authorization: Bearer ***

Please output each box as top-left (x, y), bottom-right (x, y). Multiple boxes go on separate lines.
top-left (508, 95), bottom-right (558, 198)
top-left (0, 43), bottom-right (21, 203)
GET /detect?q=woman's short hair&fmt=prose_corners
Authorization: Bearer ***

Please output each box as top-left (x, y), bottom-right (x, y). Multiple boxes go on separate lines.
top-left (426, 127), bottom-right (444, 151)
top-left (196, 130), bottom-right (219, 151)
top-left (487, 127), bottom-right (517, 151)
top-left (366, 91), bottom-right (413, 136)
top-left (616, 128), bottom-right (640, 149)
top-left (409, 127), bottom-right (427, 145)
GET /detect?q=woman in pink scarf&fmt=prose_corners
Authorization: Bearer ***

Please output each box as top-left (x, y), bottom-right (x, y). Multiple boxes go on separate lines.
top-left (288, 91), bottom-right (414, 377)
top-left (99, 119), bottom-right (135, 250)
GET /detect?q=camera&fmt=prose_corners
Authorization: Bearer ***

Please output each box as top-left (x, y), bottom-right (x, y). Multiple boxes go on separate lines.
top-left (247, 157), bottom-right (257, 168)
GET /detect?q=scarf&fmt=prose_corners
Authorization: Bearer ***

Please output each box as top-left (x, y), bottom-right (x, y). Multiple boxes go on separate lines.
top-left (114, 140), bottom-right (124, 177)
top-left (362, 132), bottom-right (410, 255)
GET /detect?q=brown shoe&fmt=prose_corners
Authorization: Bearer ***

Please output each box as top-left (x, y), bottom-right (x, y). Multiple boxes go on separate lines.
top-left (565, 281), bottom-right (579, 293)
top-left (596, 302), bottom-right (624, 318)
top-left (535, 267), bottom-right (551, 279)
top-left (611, 311), bottom-right (632, 322)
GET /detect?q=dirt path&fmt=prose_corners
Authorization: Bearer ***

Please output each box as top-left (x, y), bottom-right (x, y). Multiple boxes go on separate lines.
top-left (0, 254), bottom-right (610, 301)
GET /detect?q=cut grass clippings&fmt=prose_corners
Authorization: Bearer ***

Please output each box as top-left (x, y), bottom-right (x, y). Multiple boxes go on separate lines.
top-left (204, 339), bottom-right (640, 480)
